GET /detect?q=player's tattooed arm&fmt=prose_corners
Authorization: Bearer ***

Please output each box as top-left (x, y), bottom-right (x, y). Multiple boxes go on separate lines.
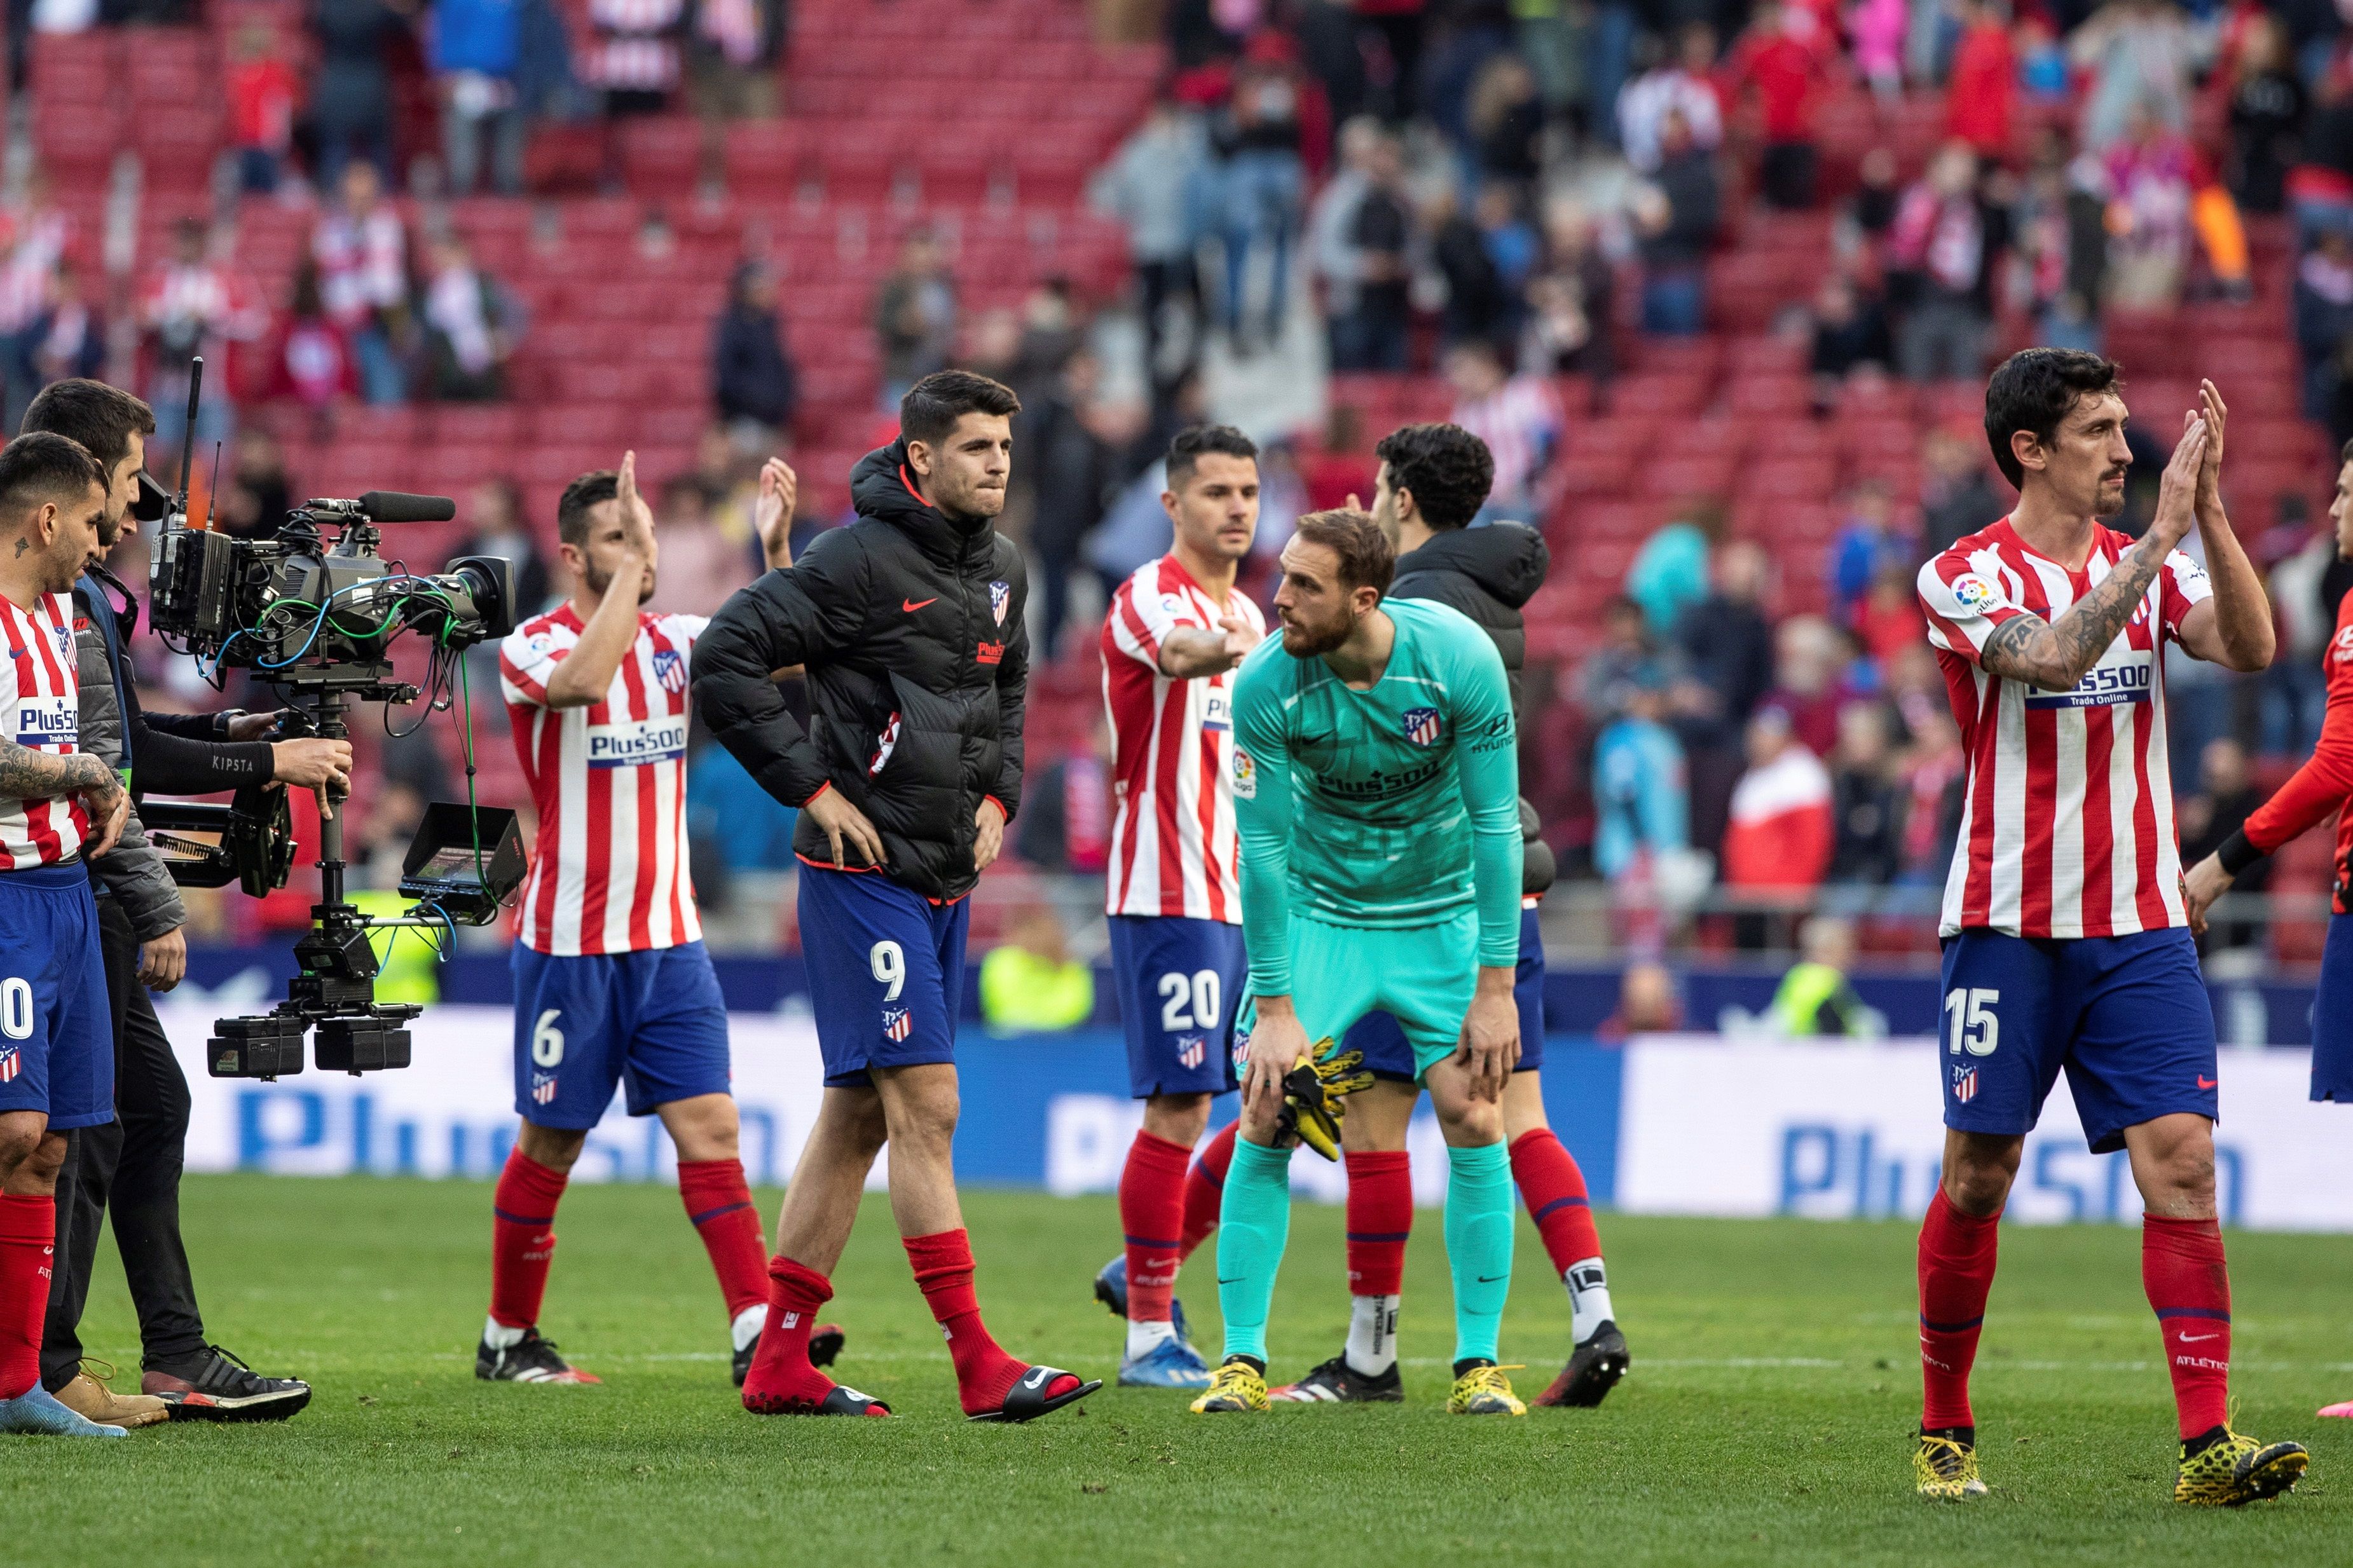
top-left (0, 734), bottom-right (114, 800)
top-left (1976, 535), bottom-right (2171, 691)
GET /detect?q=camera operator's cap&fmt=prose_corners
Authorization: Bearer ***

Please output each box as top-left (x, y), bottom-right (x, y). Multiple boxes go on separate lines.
top-left (130, 470), bottom-right (171, 523)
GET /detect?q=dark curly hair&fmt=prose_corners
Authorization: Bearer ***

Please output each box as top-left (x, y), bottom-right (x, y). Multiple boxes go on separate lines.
top-left (1984, 348), bottom-right (2122, 490)
top-left (1375, 422), bottom-right (1494, 531)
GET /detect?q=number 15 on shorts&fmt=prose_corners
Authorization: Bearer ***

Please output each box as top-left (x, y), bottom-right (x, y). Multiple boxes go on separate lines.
top-left (1944, 987), bottom-right (1998, 1055)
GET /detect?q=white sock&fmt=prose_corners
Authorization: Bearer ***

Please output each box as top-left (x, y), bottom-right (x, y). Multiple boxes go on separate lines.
top-left (731, 1303), bottom-right (768, 1353)
top-left (1566, 1257), bottom-right (1614, 1345)
top-left (1345, 1294), bottom-right (1401, 1377)
top-left (1125, 1318), bottom-right (1179, 1358)
top-left (483, 1316), bottom-right (526, 1349)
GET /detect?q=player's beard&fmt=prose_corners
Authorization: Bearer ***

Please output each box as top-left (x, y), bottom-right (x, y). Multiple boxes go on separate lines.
top-left (2093, 468), bottom-right (2128, 519)
top-left (586, 561), bottom-right (656, 603)
top-left (1279, 607), bottom-right (1353, 658)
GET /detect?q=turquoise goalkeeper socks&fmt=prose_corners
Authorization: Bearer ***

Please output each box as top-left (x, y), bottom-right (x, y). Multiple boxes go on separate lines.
top-left (1444, 1140), bottom-right (1514, 1365)
top-left (1214, 1137), bottom-right (1295, 1363)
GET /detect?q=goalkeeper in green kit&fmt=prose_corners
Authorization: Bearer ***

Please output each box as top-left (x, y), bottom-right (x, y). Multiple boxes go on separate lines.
top-left (1191, 509), bottom-right (1528, 1417)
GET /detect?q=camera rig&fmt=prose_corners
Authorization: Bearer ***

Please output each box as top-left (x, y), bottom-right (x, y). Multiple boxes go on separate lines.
top-left (146, 360), bottom-right (524, 1079)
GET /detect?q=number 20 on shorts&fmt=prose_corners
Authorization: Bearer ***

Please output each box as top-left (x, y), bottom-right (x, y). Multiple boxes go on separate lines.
top-left (1944, 987), bottom-right (2000, 1056)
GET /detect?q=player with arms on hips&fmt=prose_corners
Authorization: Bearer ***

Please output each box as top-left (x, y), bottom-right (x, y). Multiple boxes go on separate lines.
top-left (1090, 425), bottom-right (1265, 1389)
top-left (695, 371), bottom-right (1097, 1422)
top-left (2183, 437), bottom-right (2353, 1422)
top-left (1912, 349), bottom-right (2308, 1504)
top-left (479, 451), bottom-right (805, 1387)
top-left (0, 433), bottom-right (130, 1436)
top-left (1190, 509), bottom-right (1529, 1419)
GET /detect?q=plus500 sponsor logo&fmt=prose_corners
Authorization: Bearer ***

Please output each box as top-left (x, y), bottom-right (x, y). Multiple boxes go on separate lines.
top-left (1776, 1122), bottom-right (2244, 1225)
top-left (2026, 660), bottom-right (2153, 711)
top-left (13, 696), bottom-right (76, 747)
top-left (586, 715), bottom-right (687, 769)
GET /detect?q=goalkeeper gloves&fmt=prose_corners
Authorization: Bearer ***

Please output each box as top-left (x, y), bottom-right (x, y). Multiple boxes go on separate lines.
top-left (1273, 1035), bottom-right (1375, 1161)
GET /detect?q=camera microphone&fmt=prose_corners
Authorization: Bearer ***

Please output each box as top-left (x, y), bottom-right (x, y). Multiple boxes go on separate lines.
top-left (357, 491), bottom-right (458, 524)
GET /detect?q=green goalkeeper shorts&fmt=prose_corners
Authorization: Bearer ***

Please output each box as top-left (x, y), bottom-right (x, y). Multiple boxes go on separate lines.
top-left (1240, 910), bottom-right (1477, 1082)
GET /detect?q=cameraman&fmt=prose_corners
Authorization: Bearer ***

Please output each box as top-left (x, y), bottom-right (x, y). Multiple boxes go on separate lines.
top-left (22, 381), bottom-right (327, 1424)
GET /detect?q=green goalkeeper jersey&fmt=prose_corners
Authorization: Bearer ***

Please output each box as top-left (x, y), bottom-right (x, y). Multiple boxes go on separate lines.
top-left (1229, 596), bottom-right (1523, 997)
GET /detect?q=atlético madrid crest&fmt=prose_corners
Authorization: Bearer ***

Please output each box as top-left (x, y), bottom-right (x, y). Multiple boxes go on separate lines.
top-left (1951, 1065), bottom-right (1978, 1105)
top-left (651, 648), bottom-right (687, 693)
top-left (0, 1047), bottom-right (17, 1084)
top-left (1403, 706), bottom-right (1443, 747)
top-left (990, 580), bottom-right (1010, 626)
top-left (884, 1007), bottom-right (913, 1042)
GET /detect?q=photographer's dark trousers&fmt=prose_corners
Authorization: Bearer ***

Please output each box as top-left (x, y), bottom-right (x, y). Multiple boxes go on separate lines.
top-left (41, 896), bottom-right (207, 1390)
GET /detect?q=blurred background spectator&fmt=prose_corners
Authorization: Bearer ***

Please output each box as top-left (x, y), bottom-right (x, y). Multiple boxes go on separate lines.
top-left (710, 259), bottom-right (797, 439)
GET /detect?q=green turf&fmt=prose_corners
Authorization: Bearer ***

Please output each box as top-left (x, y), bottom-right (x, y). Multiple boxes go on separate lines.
top-left (11, 1174), bottom-right (2349, 1567)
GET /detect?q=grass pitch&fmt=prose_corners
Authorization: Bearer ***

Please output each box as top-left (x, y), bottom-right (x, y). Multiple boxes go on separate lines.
top-left (14, 1174), bottom-right (2351, 1567)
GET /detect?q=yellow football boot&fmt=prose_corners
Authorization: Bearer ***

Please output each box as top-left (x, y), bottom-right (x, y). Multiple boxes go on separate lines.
top-left (1190, 1356), bottom-right (1270, 1414)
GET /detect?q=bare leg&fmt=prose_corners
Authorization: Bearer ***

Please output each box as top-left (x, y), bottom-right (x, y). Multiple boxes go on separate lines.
top-left (772, 1085), bottom-right (887, 1272)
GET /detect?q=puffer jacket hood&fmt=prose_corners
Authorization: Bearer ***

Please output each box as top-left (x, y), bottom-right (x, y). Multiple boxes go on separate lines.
top-left (1393, 521), bottom-right (1548, 611)
top-left (850, 439), bottom-right (1000, 559)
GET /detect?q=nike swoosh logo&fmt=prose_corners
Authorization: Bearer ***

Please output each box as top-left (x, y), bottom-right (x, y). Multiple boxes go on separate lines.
top-left (902, 597), bottom-right (937, 613)
top-left (1476, 1274), bottom-right (1509, 1283)
top-left (1218, 1276), bottom-right (1246, 1285)
top-left (2178, 1332), bottom-right (2221, 1343)
top-left (2197, 1076), bottom-right (2218, 1089)
top-left (1022, 1368), bottom-right (1048, 1389)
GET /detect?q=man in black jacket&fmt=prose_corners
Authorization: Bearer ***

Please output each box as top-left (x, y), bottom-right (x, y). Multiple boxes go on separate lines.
top-left (692, 370), bottom-right (1096, 1423)
top-left (1270, 421), bottom-right (1633, 1410)
top-left (22, 379), bottom-right (336, 1425)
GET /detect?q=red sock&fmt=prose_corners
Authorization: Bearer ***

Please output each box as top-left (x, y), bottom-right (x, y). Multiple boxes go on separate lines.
top-left (677, 1158), bottom-right (769, 1321)
top-left (1917, 1189), bottom-right (2000, 1431)
top-left (488, 1149), bottom-right (568, 1330)
top-left (1509, 1129), bottom-right (1603, 1276)
top-left (905, 1229), bottom-right (1078, 1415)
top-left (741, 1254), bottom-right (841, 1412)
top-left (1344, 1150), bottom-right (1413, 1296)
top-left (0, 1194), bottom-right (54, 1400)
top-left (1177, 1121), bottom-right (1238, 1262)
top-left (1118, 1130), bottom-right (1192, 1323)
top-left (2143, 1215), bottom-right (2232, 1439)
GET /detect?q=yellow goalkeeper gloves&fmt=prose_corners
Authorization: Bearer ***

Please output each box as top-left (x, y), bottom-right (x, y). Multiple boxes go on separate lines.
top-left (1274, 1035), bottom-right (1375, 1161)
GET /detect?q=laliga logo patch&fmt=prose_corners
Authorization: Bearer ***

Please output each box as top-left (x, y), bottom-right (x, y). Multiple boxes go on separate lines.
top-left (1402, 706), bottom-right (1443, 747)
top-left (651, 648), bottom-right (687, 693)
top-left (883, 1006), bottom-right (913, 1043)
top-left (1231, 747), bottom-right (1257, 799)
top-left (990, 580), bottom-right (1010, 627)
top-left (1949, 575), bottom-right (1996, 614)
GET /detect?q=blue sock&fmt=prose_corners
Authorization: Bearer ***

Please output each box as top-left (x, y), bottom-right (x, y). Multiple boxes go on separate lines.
top-left (1444, 1140), bottom-right (1514, 1366)
top-left (1214, 1138), bottom-right (1294, 1363)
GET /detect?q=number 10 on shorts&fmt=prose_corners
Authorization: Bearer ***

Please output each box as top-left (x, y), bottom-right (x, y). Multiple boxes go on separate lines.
top-left (1944, 987), bottom-right (1999, 1056)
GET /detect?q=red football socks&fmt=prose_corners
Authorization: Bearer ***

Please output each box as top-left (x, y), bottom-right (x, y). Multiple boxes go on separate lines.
top-left (1509, 1129), bottom-right (1603, 1276)
top-left (2143, 1214), bottom-right (2232, 1439)
top-left (905, 1228), bottom-right (1077, 1415)
top-left (741, 1254), bottom-right (840, 1412)
top-left (0, 1194), bottom-right (54, 1400)
top-left (1118, 1131), bottom-right (1192, 1323)
top-left (1917, 1189), bottom-right (2000, 1431)
top-left (488, 1149), bottom-right (568, 1330)
top-left (1343, 1150), bottom-right (1414, 1296)
top-left (677, 1158), bottom-right (769, 1321)
top-left (1177, 1121), bottom-right (1238, 1261)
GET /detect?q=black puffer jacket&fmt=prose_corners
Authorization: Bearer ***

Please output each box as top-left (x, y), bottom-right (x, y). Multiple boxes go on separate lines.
top-left (1388, 521), bottom-right (1554, 897)
top-left (691, 441), bottom-right (1029, 902)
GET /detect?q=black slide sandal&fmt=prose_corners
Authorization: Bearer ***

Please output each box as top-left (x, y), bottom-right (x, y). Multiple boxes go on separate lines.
top-left (967, 1366), bottom-right (1101, 1423)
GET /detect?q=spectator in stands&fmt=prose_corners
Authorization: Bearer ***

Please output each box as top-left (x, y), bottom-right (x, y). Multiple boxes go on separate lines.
top-left (2291, 71), bottom-right (2353, 247)
top-left (1721, 706), bottom-right (1834, 917)
top-left (432, 0), bottom-right (529, 196)
top-left (874, 229), bottom-right (957, 408)
top-left (1844, 145), bottom-right (1902, 242)
top-left (1095, 95), bottom-right (1212, 385)
top-left (2176, 737), bottom-right (2270, 950)
top-left (1897, 706), bottom-right (1965, 883)
top-left (1021, 348), bottom-right (1118, 660)
top-left (273, 261), bottom-right (355, 419)
top-left (1617, 24), bottom-right (1723, 175)
top-left (710, 259), bottom-right (798, 437)
top-left (1592, 664), bottom-right (1689, 885)
top-left (141, 219), bottom-right (263, 454)
top-left (422, 235), bottom-right (523, 401)
top-left (1521, 198), bottom-right (1614, 378)
top-left (2102, 102), bottom-right (2195, 310)
top-left (1596, 960), bottom-right (1683, 1040)
top-left (313, 162), bottom-right (411, 406)
top-left (1943, 0), bottom-right (2015, 160)
top-left (1330, 129), bottom-right (1413, 372)
top-left (1918, 426), bottom-right (2005, 556)
top-left (684, 0), bottom-right (779, 125)
top-left (647, 472), bottom-right (757, 618)
top-left (1672, 536), bottom-right (1774, 731)
top-left (1633, 108), bottom-right (1720, 335)
top-left (1829, 478), bottom-right (1908, 615)
top-left (1428, 182), bottom-right (1507, 349)
top-left (1826, 700), bottom-right (1905, 887)
top-left (1767, 917), bottom-right (1879, 1035)
top-left (2012, 135), bottom-right (2109, 353)
top-left (1013, 723), bottom-right (1111, 874)
top-left (311, 0), bottom-right (411, 187)
top-left (1852, 561), bottom-right (1926, 664)
top-left (1886, 142), bottom-right (2007, 382)
top-left (582, 0), bottom-right (685, 117)
top-left (0, 225), bottom-right (56, 437)
top-left (227, 19), bottom-right (301, 195)
top-left (1580, 592), bottom-right (1655, 720)
top-left (1446, 337), bottom-right (1561, 521)
top-left (2227, 12), bottom-right (2303, 214)
top-left (1728, 0), bottom-right (1827, 210)
top-left (216, 428), bottom-right (292, 541)
top-left (1213, 58), bottom-right (1307, 350)
top-left (454, 476), bottom-right (551, 615)
top-left (2295, 228), bottom-right (2353, 431)
top-left (1475, 181), bottom-right (1540, 335)
top-left (2072, 0), bottom-right (2195, 153)
top-left (1849, 0), bottom-right (1904, 104)
top-left (2266, 492), bottom-right (2337, 754)
top-left (29, 257), bottom-right (102, 393)
top-left (1466, 51), bottom-right (1544, 188)
top-left (1763, 612), bottom-right (1848, 760)
top-left (978, 905), bottom-right (1097, 1035)
top-left (1807, 272), bottom-right (1893, 400)
top-left (1629, 496), bottom-right (1725, 638)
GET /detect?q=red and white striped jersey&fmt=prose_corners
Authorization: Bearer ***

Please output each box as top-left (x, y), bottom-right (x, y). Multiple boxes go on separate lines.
top-left (1916, 517), bottom-right (2212, 939)
top-left (0, 591), bottom-right (90, 870)
top-left (500, 604), bottom-right (705, 955)
top-left (1101, 556), bottom-right (1266, 922)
